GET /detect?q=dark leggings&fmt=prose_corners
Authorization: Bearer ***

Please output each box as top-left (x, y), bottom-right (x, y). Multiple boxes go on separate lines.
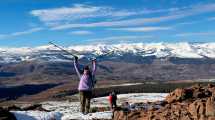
top-left (79, 91), bottom-right (92, 113)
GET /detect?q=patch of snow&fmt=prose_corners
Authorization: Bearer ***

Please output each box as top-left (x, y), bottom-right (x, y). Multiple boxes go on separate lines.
top-left (41, 101), bottom-right (112, 120)
top-left (62, 111), bottom-right (112, 120)
top-left (108, 83), bottom-right (143, 87)
top-left (11, 93), bottom-right (168, 120)
top-left (11, 111), bottom-right (62, 120)
top-left (93, 93), bottom-right (168, 105)
top-left (41, 93), bottom-right (167, 119)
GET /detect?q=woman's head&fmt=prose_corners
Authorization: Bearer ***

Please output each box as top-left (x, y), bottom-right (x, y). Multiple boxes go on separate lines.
top-left (83, 65), bottom-right (90, 74)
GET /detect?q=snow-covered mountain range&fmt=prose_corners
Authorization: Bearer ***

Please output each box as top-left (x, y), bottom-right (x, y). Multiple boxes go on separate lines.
top-left (0, 42), bottom-right (215, 63)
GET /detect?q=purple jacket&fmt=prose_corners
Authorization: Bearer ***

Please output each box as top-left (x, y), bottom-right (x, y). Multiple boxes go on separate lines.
top-left (74, 60), bottom-right (96, 91)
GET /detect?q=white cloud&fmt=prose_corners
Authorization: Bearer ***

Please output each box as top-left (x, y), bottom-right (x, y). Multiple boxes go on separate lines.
top-left (0, 34), bottom-right (6, 39)
top-left (172, 20), bottom-right (203, 27)
top-left (85, 35), bottom-right (153, 44)
top-left (30, 4), bottom-right (186, 29)
top-left (109, 26), bottom-right (172, 32)
top-left (175, 31), bottom-right (215, 37)
top-left (177, 21), bottom-right (201, 25)
top-left (31, 4), bottom-right (100, 22)
top-left (50, 14), bottom-right (185, 30)
top-left (30, 4), bottom-right (138, 24)
top-left (69, 30), bottom-right (93, 35)
top-left (0, 27), bottom-right (44, 39)
top-left (49, 3), bottom-right (215, 30)
top-left (11, 27), bottom-right (44, 36)
top-left (140, 7), bottom-right (180, 14)
top-left (190, 3), bottom-right (215, 14)
top-left (208, 17), bottom-right (215, 21)
top-left (30, 4), bottom-right (183, 26)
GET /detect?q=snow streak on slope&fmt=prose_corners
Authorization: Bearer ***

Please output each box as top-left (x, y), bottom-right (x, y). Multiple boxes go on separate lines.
top-left (11, 93), bottom-right (168, 120)
top-left (1, 42), bottom-right (215, 63)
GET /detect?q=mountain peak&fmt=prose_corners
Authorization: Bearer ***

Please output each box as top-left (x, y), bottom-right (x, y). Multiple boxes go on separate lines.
top-left (0, 42), bottom-right (215, 63)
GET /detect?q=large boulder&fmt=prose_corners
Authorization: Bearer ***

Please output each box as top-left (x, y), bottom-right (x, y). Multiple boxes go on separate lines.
top-left (22, 104), bottom-right (48, 111)
top-left (192, 85), bottom-right (211, 99)
top-left (166, 88), bottom-right (185, 103)
top-left (208, 84), bottom-right (215, 96)
top-left (206, 96), bottom-right (215, 117)
top-left (166, 88), bottom-right (192, 103)
top-left (113, 111), bottom-right (128, 120)
top-left (188, 99), bottom-right (206, 119)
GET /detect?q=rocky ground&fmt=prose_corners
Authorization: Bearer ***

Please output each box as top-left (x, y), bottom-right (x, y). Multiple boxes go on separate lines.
top-left (0, 93), bottom-right (167, 120)
top-left (2, 84), bottom-right (215, 120)
top-left (113, 84), bottom-right (215, 120)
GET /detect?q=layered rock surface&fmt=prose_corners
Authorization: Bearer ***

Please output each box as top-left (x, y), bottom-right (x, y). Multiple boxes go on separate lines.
top-left (113, 84), bottom-right (215, 120)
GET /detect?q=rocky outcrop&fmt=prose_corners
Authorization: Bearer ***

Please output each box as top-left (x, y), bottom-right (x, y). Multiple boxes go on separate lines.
top-left (113, 84), bottom-right (215, 120)
top-left (206, 96), bottom-right (215, 117)
top-left (2, 104), bottom-right (47, 111)
top-left (0, 107), bottom-right (16, 120)
top-left (188, 99), bottom-right (206, 119)
top-left (166, 88), bottom-right (190, 103)
top-left (0, 104), bottom-right (48, 120)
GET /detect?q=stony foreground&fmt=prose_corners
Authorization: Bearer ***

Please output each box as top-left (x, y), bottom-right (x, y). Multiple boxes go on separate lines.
top-left (113, 84), bottom-right (215, 120)
top-left (0, 93), bottom-right (167, 120)
top-left (2, 84), bottom-right (215, 120)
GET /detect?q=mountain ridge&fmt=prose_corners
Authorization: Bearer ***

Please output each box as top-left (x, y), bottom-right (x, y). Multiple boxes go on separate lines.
top-left (0, 42), bottom-right (215, 63)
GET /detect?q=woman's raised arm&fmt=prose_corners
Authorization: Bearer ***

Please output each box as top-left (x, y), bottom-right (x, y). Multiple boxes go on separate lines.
top-left (74, 56), bottom-right (81, 79)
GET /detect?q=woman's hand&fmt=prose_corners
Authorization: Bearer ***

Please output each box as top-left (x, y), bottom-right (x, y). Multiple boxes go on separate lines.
top-left (74, 56), bottom-right (78, 61)
top-left (92, 59), bottom-right (96, 63)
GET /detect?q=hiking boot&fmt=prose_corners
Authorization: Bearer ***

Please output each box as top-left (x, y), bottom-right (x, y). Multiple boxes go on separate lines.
top-left (81, 112), bottom-right (86, 115)
top-left (83, 112), bottom-right (88, 115)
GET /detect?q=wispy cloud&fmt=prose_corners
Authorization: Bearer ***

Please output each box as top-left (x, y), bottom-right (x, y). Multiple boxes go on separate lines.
top-left (85, 35), bottom-right (153, 44)
top-left (0, 27), bottom-right (44, 39)
top-left (139, 8), bottom-right (180, 14)
top-left (0, 34), bottom-right (6, 39)
top-left (172, 20), bottom-right (203, 28)
top-left (49, 3), bottom-right (215, 30)
top-left (175, 31), bottom-right (215, 37)
top-left (174, 17), bottom-right (215, 27)
top-left (30, 4), bottom-right (138, 25)
top-left (30, 4), bottom-right (182, 26)
top-left (50, 15), bottom-right (184, 30)
top-left (109, 26), bottom-right (172, 32)
top-left (31, 4), bottom-right (99, 22)
top-left (11, 27), bottom-right (44, 36)
top-left (177, 21), bottom-right (201, 25)
top-left (69, 30), bottom-right (93, 35)
top-left (208, 17), bottom-right (215, 21)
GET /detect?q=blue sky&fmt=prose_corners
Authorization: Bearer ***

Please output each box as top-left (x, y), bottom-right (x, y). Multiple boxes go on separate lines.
top-left (0, 0), bottom-right (215, 47)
